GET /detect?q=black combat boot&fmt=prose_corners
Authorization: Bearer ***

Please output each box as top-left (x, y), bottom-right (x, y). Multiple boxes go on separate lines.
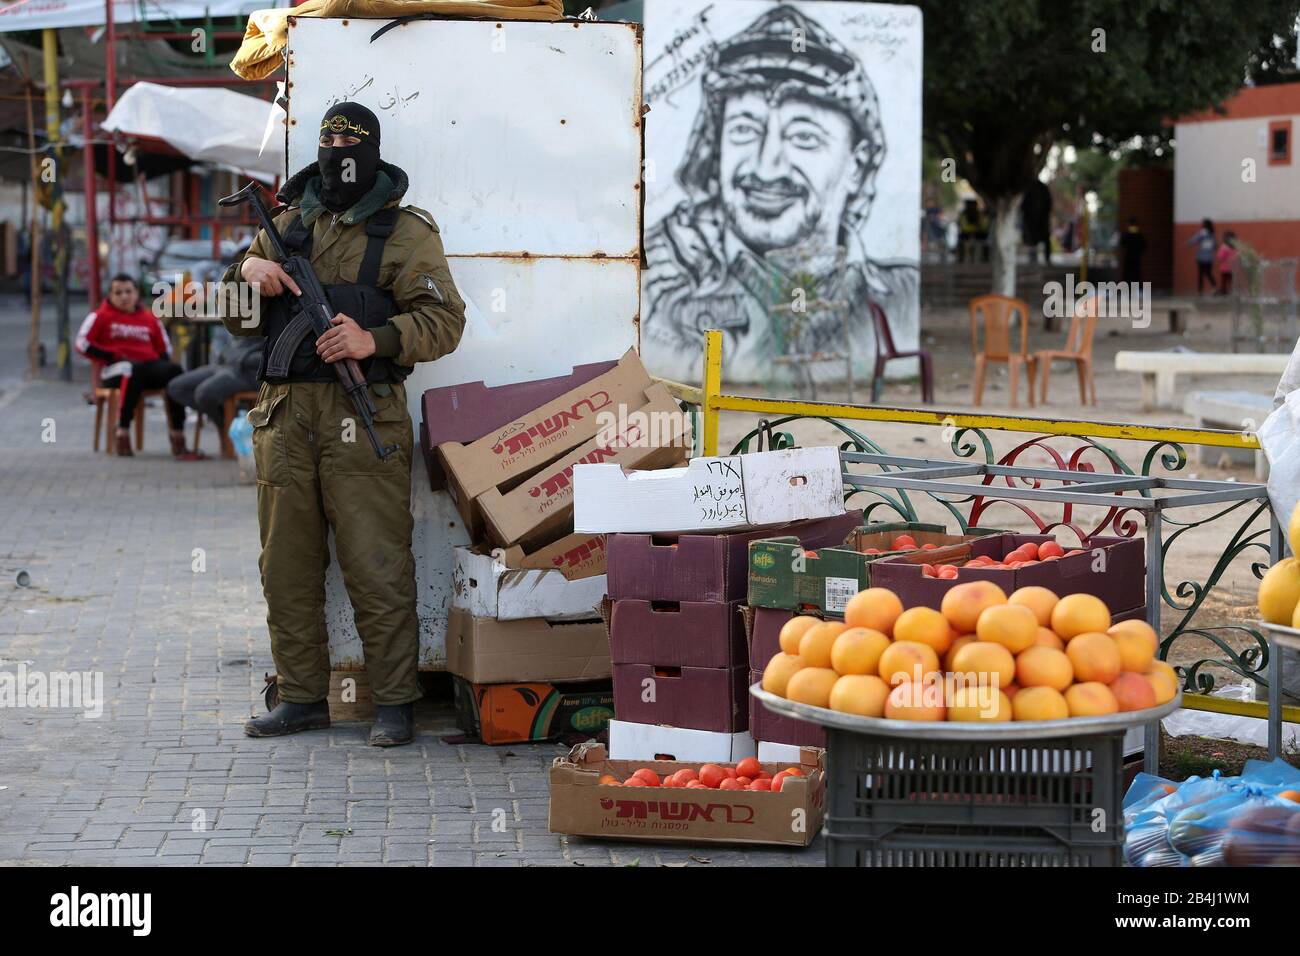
top-left (368, 703), bottom-right (414, 747)
top-left (243, 700), bottom-right (330, 737)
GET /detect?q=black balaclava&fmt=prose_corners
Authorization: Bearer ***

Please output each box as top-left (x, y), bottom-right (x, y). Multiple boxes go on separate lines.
top-left (317, 102), bottom-right (381, 212)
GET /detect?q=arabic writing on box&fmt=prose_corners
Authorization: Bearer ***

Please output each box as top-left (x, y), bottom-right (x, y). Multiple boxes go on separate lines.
top-left (692, 458), bottom-right (746, 525)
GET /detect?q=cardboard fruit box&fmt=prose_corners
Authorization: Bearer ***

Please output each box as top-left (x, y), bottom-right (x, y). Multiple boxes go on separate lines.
top-left (549, 741), bottom-right (825, 847)
top-left (498, 532), bottom-right (607, 581)
top-left (747, 522), bottom-right (1002, 617)
top-left (606, 510), bottom-right (863, 604)
top-left (574, 445), bottom-right (846, 535)
top-left (445, 607), bottom-right (611, 684)
top-left (749, 669), bottom-right (826, 748)
top-left (437, 348), bottom-right (655, 539)
top-left (869, 532), bottom-right (1146, 613)
top-left (419, 358), bottom-right (618, 491)
top-left (451, 676), bottom-right (613, 745)
top-left (607, 719), bottom-right (755, 762)
top-left (451, 547), bottom-right (605, 622)
top-left (604, 598), bottom-right (747, 669)
top-left (612, 662), bottom-right (750, 733)
top-left (479, 382), bottom-right (689, 550)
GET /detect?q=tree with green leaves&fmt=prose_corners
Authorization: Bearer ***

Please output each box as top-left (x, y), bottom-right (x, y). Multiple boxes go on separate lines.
top-left (906, 0), bottom-right (1300, 294)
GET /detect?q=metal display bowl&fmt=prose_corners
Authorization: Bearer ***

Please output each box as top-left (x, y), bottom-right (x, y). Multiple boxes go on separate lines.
top-left (1260, 620), bottom-right (1300, 653)
top-left (750, 683), bottom-right (1182, 741)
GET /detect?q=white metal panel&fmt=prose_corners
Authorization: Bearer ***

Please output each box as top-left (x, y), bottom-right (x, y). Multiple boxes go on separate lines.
top-left (286, 17), bottom-right (643, 257)
top-left (285, 19), bottom-right (643, 669)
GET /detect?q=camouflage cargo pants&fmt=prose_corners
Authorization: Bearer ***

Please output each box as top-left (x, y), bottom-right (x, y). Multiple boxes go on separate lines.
top-left (247, 379), bottom-right (420, 705)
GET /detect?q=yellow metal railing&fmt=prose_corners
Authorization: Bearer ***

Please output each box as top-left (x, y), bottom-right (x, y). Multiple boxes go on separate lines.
top-left (694, 329), bottom-right (1278, 727)
top-left (697, 330), bottom-right (1263, 457)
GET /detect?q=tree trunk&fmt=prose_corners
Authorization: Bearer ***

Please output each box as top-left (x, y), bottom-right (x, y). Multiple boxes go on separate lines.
top-left (988, 193), bottom-right (1022, 298)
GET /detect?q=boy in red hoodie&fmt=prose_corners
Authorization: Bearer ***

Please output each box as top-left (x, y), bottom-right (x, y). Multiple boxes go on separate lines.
top-left (76, 274), bottom-right (191, 457)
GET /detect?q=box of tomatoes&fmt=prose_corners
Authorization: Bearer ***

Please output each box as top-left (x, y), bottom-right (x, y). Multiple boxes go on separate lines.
top-left (747, 522), bottom-right (1002, 617)
top-left (869, 532), bottom-right (1145, 615)
top-left (549, 741), bottom-right (826, 846)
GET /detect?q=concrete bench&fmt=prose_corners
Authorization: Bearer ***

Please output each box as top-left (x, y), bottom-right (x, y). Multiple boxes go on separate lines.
top-left (1151, 297), bottom-right (1198, 334)
top-left (1183, 390), bottom-right (1272, 479)
top-left (1115, 351), bottom-right (1289, 410)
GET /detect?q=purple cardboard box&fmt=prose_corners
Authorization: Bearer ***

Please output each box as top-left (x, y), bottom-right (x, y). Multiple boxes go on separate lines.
top-left (418, 359), bottom-right (617, 491)
top-left (612, 663), bottom-right (749, 733)
top-left (609, 600), bottom-right (747, 669)
top-left (606, 510), bottom-right (862, 603)
top-left (744, 605), bottom-right (795, 674)
top-left (748, 670), bottom-right (826, 748)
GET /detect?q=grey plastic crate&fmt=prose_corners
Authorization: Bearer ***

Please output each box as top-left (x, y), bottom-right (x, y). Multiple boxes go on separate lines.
top-left (823, 727), bottom-right (1125, 867)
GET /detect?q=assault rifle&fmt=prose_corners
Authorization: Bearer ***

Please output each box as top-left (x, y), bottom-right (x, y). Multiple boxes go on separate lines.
top-left (219, 181), bottom-right (398, 460)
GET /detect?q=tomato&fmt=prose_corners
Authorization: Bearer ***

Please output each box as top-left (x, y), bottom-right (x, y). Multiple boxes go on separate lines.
top-left (749, 779), bottom-right (772, 791)
top-left (722, 767), bottom-right (738, 780)
top-left (891, 535), bottom-right (917, 550)
top-left (770, 771), bottom-right (790, 793)
top-left (718, 778), bottom-right (742, 790)
top-left (755, 771), bottom-right (772, 780)
top-left (599, 774), bottom-right (621, 786)
top-left (783, 767), bottom-right (805, 777)
top-left (686, 780), bottom-right (707, 788)
top-left (736, 757), bottom-right (762, 778)
top-left (632, 768), bottom-right (660, 787)
top-left (921, 542), bottom-right (938, 550)
top-left (673, 768), bottom-right (698, 786)
top-left (921, 564), bottom-right (937, 578)
top-left (735, 776), bottom-right (752, 787)
top-left (698, 763), bottom-right (725, 789)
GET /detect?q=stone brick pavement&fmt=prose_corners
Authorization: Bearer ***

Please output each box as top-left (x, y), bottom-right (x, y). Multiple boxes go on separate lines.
top-left (0, 297), bottom-right (823, 867)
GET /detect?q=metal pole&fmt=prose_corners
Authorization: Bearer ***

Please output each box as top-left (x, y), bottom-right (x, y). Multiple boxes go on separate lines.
top-left (105, 0), bottom-right (117, 110)
top-left (1143, 508), bottom-right (1163, 774)
top-left (25, 82), bottom-right (42, 378)
top-left (1268, 509), bottom-right (1284, 759)
top-left (42, 28), bottom-right (70, 382)
top-left (703, 329), bottom-right (722, 456)
top-left (81, 87), bottom-right (101, 306)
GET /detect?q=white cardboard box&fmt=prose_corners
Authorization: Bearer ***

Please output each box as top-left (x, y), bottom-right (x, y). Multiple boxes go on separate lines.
top-left (573, 446), bottom-right (846, 534)
top-left (450, 547), bottom-right (605, 622)
top-left (607, 719), bottom-right (756, 763)
top-left (756, 741), bottom-right (808, 765)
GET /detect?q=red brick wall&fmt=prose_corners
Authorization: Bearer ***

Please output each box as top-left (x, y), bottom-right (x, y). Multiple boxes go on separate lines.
top-left (1118, 167), bottom-right (1174, 292)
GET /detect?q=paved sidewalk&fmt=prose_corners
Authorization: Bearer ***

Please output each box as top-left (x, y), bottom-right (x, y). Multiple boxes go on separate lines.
top-left (0, 298), bottom-right (823, 867)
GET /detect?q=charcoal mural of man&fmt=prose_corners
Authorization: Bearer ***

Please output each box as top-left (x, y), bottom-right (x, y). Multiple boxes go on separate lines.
top-left (643, 5), bottom-right (919, 383)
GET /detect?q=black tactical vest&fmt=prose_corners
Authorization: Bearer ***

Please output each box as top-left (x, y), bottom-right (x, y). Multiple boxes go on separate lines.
top-left (258, 206), bottom-right (412, 384)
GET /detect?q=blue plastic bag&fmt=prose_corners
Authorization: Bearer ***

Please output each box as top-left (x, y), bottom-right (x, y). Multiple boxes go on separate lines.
top-left (229, 410), bottom-right (253, 456)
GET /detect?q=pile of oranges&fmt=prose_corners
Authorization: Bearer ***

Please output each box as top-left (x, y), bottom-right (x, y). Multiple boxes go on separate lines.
top-left (761, 581), bottom-right (1178, 722)
top-left (598, 758), bottom-right (805, 792)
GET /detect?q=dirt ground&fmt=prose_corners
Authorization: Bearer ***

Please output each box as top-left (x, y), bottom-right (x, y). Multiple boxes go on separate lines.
top-left (713, 298), bottom-right (1280, 689)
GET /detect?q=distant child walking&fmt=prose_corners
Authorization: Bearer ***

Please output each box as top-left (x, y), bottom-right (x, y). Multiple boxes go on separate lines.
top-left (1187, 218), bottom-right (1217, 294)
top-left (1216, 231), bottom-right (1239, 295)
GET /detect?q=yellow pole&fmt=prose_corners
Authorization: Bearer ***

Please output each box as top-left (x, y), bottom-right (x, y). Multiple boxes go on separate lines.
top-left (702, 330), bottom-right (722, 456)
top-left (42, 28), bottom-right (70, 381)
top-left (1080, 197), bottom-right (1090, 286)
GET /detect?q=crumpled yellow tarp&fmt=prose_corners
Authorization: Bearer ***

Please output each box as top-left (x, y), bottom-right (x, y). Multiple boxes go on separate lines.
top-left (231, 0), bottom-right (566, 80)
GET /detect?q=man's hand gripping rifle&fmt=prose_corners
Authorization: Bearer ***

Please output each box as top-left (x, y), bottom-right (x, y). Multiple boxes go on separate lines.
top-left (219, 181), bottom-right (399, 460)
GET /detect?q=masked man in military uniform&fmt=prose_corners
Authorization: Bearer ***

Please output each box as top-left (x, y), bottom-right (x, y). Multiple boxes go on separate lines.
top-left (643, 5), bottom-right (918, 384)
top-left (223, 102), bottom-right (465, 746)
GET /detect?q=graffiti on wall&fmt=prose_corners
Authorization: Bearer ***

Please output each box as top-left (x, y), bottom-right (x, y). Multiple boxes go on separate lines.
top-left (639, 0), bottom-right (922, 384)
